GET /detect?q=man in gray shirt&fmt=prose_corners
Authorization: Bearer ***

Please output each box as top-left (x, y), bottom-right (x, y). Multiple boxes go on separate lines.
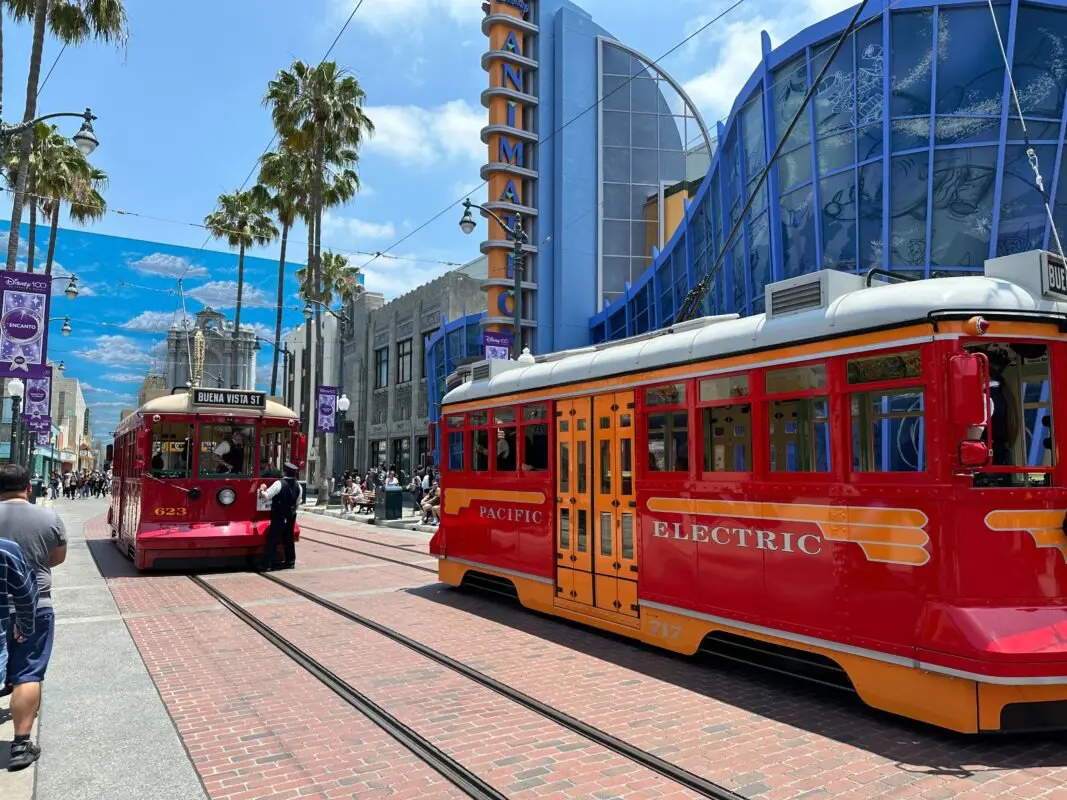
top-left (0, 464), bottom-right (66, 771)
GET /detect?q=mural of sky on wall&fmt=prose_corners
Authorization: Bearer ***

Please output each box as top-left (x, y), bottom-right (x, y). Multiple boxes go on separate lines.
top-left (0, 222), bottom-right (309, 441)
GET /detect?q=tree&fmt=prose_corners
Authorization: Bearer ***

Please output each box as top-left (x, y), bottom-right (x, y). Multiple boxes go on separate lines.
top-left (203, 186), bottom-right (278, 386)
top-left (295, 250), bottom-right (361, 310)
top-left (3, 121), bottom-right (106, 273)
top-left (265, 60), bottom-right (372, 501)
top-left (5, 0), bottom-right (128, 270)
top-left (258, 146), bottom-right (305, 398)
top-left (259, 141), bottom-right (359, 400)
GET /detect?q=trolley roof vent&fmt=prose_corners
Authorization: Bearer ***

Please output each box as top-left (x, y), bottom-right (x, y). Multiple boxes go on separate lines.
top-left (766, 269), bottom-right (867, 320)
top-left (456, 357), bottom-right (526, 385)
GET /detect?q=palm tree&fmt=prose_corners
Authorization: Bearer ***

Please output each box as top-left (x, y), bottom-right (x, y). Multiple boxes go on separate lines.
top-left (5, 0), bottom-right (128, 270)
top-left (265, 59), bottom-right (373, 500)
top-left (3, 121), bottom-right (105, 273)
top-left (203, 186), bottom-right (278, 386)
top-left (295, 251), bottom-right (361, 310)
top-left (258, 146), bottom-right (308, 398)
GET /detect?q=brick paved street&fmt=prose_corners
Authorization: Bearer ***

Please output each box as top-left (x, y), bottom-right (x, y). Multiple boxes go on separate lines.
top-left (42, 510), bottom-right (1067, 800)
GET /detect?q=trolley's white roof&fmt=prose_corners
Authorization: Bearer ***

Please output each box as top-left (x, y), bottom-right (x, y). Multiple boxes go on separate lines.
top-left (443, 252), bottom-right (1067, 407)
top-left (116, 391), bottom-right (299, 434)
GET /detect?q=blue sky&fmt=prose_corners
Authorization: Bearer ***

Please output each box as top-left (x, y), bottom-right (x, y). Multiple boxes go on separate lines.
top-left (0, 0), bottom-right (854, 439)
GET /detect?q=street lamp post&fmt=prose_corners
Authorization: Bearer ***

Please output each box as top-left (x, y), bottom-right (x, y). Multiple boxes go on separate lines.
top-left (459, 198), bottom-right (528, 359)
top-left (0, 107), bottom-right (99, 154)
top-left (303, 297), bottom-right (353, 487)
top-left (6, 377), bottom-right (24, 466)
top-left (335, 393), bottom-right (350, 480)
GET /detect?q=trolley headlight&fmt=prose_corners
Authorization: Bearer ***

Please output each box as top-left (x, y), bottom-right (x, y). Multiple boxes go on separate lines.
top-left (216, 487), bottom-right (236, 506)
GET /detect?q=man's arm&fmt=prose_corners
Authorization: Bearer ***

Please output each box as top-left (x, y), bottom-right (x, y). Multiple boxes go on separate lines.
top-left (261, 479), bottom-right (283, 499)
top-left (48, 513), bottom-right (68, 567)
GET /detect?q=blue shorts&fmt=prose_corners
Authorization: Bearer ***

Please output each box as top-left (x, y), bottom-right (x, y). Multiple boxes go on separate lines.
top-left (5, 608), bottom-right (55, 684)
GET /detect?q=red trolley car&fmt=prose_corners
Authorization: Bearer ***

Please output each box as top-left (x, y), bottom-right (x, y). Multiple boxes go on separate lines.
top-left (431, 251), bottom-right (1067, 733)
top-left (108, 387), bottom-right (306, 569)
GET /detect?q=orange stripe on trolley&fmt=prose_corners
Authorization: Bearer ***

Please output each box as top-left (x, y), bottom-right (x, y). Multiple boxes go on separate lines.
top-left (444, 489), bottom-right (546, 515)
top-left (647, 497), bottom-right (930, 566)
top-left (985, 509), bottom-right (1067, 562)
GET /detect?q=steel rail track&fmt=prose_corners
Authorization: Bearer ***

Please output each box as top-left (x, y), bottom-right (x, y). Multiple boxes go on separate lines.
top-left (263, 571), bottom-right (745, 800)
top-left (298, 519), bottom-right (429, 553)
top-left (188, 575), bottom-right (507, 800)
top-left (299, 535), bottom-right (437, 574)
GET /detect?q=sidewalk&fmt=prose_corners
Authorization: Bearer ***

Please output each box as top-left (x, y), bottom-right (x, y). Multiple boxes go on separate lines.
top-left (0, 498), bottom-right (207, 800)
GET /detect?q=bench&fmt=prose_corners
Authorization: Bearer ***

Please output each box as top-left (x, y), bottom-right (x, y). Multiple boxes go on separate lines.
top-left (354, 490), bottom-right (376, 514)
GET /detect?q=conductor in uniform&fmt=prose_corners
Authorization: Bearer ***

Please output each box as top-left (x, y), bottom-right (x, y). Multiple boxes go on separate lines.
top-left (257, 461), bottom-right (301, 571)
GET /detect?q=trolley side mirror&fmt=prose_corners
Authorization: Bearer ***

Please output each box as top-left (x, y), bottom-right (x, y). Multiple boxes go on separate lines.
top-left (135, 428), bottom-right (149, 472)
top-left (949, 351), bottom-right (991, 470)
top-left (293, 433), bottom-right (307, 468)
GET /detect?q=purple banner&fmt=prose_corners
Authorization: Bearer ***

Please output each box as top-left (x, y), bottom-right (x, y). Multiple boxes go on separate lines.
top-left (36, 430), bottom-right (50, 448)
top-left (24, 368), bottom-right (51, 422)
top-left (0, 270), bottom-right (51, 378)
top-left (315, 385), bottom-right (338, 434)
top-left (483, 331), bottom-right (512, 361)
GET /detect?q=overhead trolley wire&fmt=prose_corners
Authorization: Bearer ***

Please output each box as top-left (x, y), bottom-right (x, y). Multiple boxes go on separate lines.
top-left (985, 0), bottom-right (1067, 263)
top-left (677, 0), bottom-right (876, 322)
top-left (356, 0), bottom-right (754, 272)
top-left (180, 0), bottom-right (370, 282)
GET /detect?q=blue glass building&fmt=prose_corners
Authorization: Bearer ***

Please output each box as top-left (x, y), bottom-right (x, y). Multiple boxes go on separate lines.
top-left (427, 0), bottom-right (1067, 461)
top-left (592, 0), bottom-right (1067, 341)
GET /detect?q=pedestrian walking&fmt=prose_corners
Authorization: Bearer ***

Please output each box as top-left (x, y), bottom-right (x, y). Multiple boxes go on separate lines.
top-left (0, 464), bottom-right (66, 771)
top-left (257, 461), bottom-right (301, 571)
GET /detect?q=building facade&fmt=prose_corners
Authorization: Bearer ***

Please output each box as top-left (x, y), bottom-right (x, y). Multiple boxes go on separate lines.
top-left (50, 366), bottom-right (88, 473)
top-left (341, 260), bottom-right (486, 478)
top-left (476, 0), bottom-right (710, 355)
top-left (592, 0), bottom-right (1067, 341)
top-left (163, 307), bottom-right (258, 391)
top-left (138, 372), bottom-right (167, 407)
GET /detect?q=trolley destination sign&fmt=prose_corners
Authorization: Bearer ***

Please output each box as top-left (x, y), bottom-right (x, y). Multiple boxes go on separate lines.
top-left (191, 388), bottom-right (266, 409)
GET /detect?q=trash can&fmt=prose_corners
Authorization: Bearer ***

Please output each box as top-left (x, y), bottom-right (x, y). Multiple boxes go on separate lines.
top-left (384, 486), bottom-right (403, 521)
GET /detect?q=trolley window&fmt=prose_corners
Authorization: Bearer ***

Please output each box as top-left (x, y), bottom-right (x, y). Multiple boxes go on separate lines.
top-left (199, 423), bottom-right (255, 477)
top-left (766, 364), bottom-right (827, 394)
top-left (851, 389), bottom-right (925, 472)
top-left (967, 342), bottom-right (1055, 486)
top-left (769, 397), bottom-right (831, 473)
top-left (446, 414), bottom-right (465, 472)
top-left (469, 411), bottom-right (489, 472)
top-left (494, 407), bottom-right (517, 472)
top-left (846, 350), bottom-right (921, 384)
top-left (259, 426), bottom-right (292, 478)
top-left (149, 422), bottom-right (194, 478)
top-left (648, 412), bottom-right (689, 472)
top-left (522, 404), bottom-right (549, 471)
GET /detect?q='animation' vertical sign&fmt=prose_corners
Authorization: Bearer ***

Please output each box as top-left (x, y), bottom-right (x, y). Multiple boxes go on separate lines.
top-left (481, 0), bottom-right (539, 354)
top-left (0, 269), bottom-right (52, 378)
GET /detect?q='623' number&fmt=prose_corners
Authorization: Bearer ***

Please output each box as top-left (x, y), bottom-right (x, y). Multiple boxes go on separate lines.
top-left (153, 507), bottom-right (188, 517)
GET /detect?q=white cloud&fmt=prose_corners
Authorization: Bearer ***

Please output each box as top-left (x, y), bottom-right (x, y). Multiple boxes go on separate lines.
top-left (128, 252), bottom-right (208, 278)
top-left (74, 335), bottom-right (151, 366)
top-left (681, 0), bottom-right (857, 123)
top-left (240, 321), bottom-right (275, 343)
top-left (48, 264), bottom-right (98, 297)
top-left (99, 372), bottom-right (144, 383)
top-left (336, 0), bottom-right (481, 31)
top-left (148, 340), bottom-right (168, 360)
top-left (88, 400), bottom-right (136, 409)
top-left (364, 100), bottom-right (484, 166)
top-left (121, 310), bottom-right (189, 333)
top-left (321, 213), bottom-right (397, 242)
top-left (361, 251), bottom-right (467, 301)
top-left (186, 280), bottom-right (274, 310)
top-left (81, 382), bottom-right (123, 395)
